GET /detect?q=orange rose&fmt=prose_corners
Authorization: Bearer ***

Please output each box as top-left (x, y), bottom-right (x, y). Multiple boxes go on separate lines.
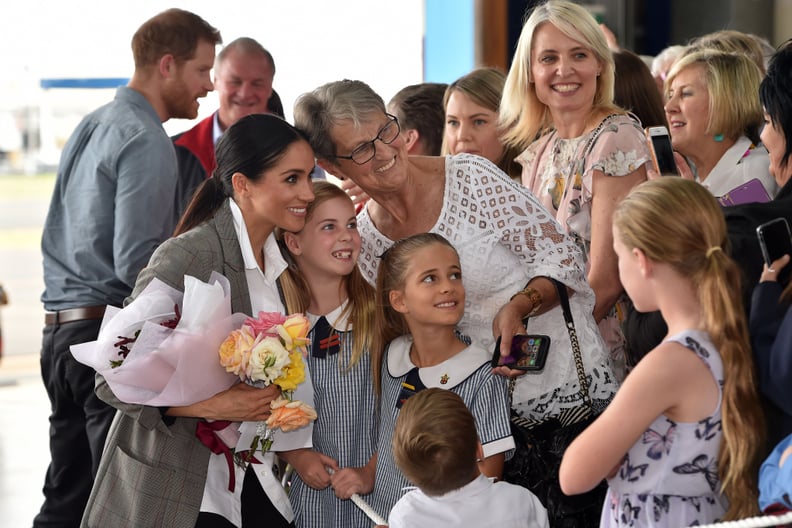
top-left (266, 397), bottom-right (317, 432)
top-left (218, 327), bottom-right (255, 378)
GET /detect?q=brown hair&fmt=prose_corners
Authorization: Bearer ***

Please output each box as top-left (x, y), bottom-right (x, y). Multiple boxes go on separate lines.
top-left (613, 177), bottom-right (764, 520)
top-left (372, 233), bottom-right (458, 393)
top-left (442, 67), bottom-right (523, 179)
top-left (393, 388), bottom-right (479, 495)
top-left (388, 83), bottom-right (448, 156)
top-left (131, 8), bottom-right (221, 68)
top-left (613, 49), bottom-right (668, 128)
top-left (691, 29), bottom-right (767, 75)
top-left (278, 181), bottom-right (376, 368)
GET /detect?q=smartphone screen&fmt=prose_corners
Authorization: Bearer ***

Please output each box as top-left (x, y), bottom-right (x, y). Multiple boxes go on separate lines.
top-left (646, 127), bottom-right (678, 176)
top-left (757, 217), bottom-right (792, 265)
top-left (491, 334), bottom-right (550, 371)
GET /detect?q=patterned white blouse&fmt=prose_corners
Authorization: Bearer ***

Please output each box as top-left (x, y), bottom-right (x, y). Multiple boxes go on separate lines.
top-left (518, 113), bottom-right (652, 381)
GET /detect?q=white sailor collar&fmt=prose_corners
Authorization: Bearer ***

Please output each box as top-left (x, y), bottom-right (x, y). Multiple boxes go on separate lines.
top-left (307, 299), bottom-right (352, 333)
top-left (386, 335), bottom-right (492, 389)
top-left (228, 198), bottom-right (288, 283)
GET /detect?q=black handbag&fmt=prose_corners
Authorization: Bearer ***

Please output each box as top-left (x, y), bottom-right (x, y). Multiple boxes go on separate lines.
top-left (503, 280), bottom-right (608, 528)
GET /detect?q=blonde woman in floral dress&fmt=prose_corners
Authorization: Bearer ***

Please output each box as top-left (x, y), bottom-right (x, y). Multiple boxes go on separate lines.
top-left (500, 0), bottom-right (651, 381)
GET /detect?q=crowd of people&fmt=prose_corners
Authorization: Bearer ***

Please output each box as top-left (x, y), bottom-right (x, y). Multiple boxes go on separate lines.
top-left (35, 2), bottom-right (792, 527)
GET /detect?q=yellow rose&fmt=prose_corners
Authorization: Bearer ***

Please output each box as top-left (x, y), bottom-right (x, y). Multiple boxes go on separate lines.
top-left (247, 336), bottom-right (291, 384)
top-left (266, 396), bottom-right (317, 432)
top-left (273, 351), bottom-right (305, 391)
top-left (218, 327), bottom-right (255, 378)
top-left (279, 314), bottom-right (311, 353)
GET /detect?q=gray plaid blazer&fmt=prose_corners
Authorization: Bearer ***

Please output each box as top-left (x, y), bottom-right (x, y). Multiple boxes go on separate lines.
top-left (82, 201), bottom-right (254, 527)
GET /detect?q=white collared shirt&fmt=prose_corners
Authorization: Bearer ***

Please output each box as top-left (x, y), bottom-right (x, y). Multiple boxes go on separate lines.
top-left (200, 199), bottom-right (311, 526)
top-left (388, 474), bottom-right (549, 528)
top-left (212, 112), bottom-right (224, 146)
top-left (701, 136), bottom-right (777, 198)
top-left (228, 198), bottom-right (288, 315)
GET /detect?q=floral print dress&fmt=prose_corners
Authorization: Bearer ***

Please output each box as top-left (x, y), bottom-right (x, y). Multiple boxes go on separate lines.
top-left (601, 329), bottom-right (727, 527)
top-left (517, 113), bottom-right (651, 381)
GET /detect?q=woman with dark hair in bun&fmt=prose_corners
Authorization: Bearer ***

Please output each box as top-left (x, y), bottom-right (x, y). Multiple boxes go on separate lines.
top-left (83, 114), bottom-right (316, 528)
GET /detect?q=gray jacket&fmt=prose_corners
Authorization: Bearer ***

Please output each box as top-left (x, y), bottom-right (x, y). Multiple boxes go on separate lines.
top-left (82, 201), bottom-right (254, 527)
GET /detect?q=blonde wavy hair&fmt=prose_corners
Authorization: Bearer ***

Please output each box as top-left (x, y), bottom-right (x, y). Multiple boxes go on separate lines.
top-left (499, 0), bottom-right (620, 152)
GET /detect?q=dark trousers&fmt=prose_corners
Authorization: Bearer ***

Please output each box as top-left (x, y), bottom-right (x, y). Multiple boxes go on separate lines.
top-left (194, 466), bottom-right (294, 528)
top-left (33, 319), bottom-right (116, 528)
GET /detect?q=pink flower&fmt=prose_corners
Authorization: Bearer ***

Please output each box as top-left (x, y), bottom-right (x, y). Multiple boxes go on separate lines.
top-left (245, 311), bottom-right (287, 337)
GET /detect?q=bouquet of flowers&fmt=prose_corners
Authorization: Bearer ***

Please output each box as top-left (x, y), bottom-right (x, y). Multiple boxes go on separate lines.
top-left (71, 273), bottom-right (244, 406)
top-left (218, 311), bottom-right (318, 464)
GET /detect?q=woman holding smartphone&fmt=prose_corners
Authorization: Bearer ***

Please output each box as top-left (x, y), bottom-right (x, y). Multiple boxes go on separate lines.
top-left (499, 0), bottom-right (650, 381)
top-left (745, 39), bottom-right (792, 446)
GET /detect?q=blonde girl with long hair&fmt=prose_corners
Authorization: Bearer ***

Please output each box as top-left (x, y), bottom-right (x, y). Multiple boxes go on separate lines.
top-left (560, 177), bottom-right (764, 525)
top-left (276, 181), bottom-right (378, 528)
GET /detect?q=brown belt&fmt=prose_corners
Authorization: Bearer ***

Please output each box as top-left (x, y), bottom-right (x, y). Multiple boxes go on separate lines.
top-left (45, 305), bottom-right (107, 326)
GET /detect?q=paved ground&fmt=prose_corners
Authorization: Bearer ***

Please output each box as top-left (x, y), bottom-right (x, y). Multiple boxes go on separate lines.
top-left (1, 175), bottom-right (54, 526)
top-left (0, 355), bottom-right (50, 527)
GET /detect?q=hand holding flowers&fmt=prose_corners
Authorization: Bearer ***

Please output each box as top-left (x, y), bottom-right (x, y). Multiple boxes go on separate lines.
top-left (218, 312), bottom-right (317, 461)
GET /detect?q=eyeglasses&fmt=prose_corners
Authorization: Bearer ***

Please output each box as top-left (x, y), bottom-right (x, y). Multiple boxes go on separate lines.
top-left (331, 113), bottom-right (400, 165)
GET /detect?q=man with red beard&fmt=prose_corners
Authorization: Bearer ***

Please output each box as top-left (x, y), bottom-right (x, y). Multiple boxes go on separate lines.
top-left (37, 9), bottom-right (220, 528)
top-left (172, 37), bottom-right (279, 216)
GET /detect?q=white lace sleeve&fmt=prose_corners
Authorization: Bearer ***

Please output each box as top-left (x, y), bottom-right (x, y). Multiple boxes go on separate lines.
top-left (356, 155), bottom-right (617, 418)
top-left (445, 154), bottom-right (588, 292)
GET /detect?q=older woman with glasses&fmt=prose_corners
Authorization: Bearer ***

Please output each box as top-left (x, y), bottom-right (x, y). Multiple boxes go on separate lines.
top-left (294, 79), bottom-right (617, 518)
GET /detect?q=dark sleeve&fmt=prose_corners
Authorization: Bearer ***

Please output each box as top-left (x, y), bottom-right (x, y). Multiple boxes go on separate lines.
top-left (750, 282), bottom-right (792, 415)
top-left (172, 143), bottom-right (208, 224)
top-left (622, 308), bottom-right (667, 367)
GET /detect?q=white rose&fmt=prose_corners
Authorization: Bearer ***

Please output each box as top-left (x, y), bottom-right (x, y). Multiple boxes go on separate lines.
top-left (246, 336), bottom-right (290, 384)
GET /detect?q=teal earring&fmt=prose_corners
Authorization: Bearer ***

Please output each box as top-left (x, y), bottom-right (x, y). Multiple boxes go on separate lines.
top-left (714, 134), bottom-right (724, 142)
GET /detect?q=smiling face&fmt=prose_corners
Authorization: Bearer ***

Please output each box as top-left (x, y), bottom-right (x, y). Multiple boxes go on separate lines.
top-left (162, 39), bottom-right (216, 120)
top-left (236, 140), bottom-right (316, 234)
top-left (389, 243), bottom-right (465, 328)
top-left (664, 64), bottom-right (711, 156)
top-left (322, 113), bottom-right (408, 194)
top-left (530, 22), bottom-right (602, 121)
top-left (215, 47), bottom-right (275, 130)
top-left (761, 111), bottom-right (792, 188)
top-left (284, 195), bottom-right (361, 282)
top-left (444, 90), bottom-right (504, 163)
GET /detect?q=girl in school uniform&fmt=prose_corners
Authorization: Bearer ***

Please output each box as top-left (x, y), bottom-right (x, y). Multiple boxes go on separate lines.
top-left (337, 232), bottom-right (514, 520)
top-left (277, 181), bottom-right (377, 528)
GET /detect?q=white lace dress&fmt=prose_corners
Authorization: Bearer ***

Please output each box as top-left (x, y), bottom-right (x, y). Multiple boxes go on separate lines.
top-left (357, 154), bottom-right (617, 420)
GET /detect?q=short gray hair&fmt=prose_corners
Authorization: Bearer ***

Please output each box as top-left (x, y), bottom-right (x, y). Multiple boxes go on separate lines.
top-left (293, 80), bottom-right (386, 158)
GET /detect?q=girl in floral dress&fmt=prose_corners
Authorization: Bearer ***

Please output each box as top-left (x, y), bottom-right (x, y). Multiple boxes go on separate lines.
top-left (559, 178), bottom-right (765, 526)
top-left (277, 181), bottom-right (377, 527)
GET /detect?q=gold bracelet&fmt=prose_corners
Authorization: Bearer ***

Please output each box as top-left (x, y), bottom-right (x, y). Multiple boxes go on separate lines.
top-left (509, 286), bottom-right (542, 317)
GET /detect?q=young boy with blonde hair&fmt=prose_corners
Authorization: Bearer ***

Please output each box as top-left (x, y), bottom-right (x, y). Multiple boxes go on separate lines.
top-left (388, 388), bottom-right (548, 527)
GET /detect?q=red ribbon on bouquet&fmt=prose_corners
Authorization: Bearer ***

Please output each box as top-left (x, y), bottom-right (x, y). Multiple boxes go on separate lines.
top-left (195, 420), bottom-right (260, 492)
